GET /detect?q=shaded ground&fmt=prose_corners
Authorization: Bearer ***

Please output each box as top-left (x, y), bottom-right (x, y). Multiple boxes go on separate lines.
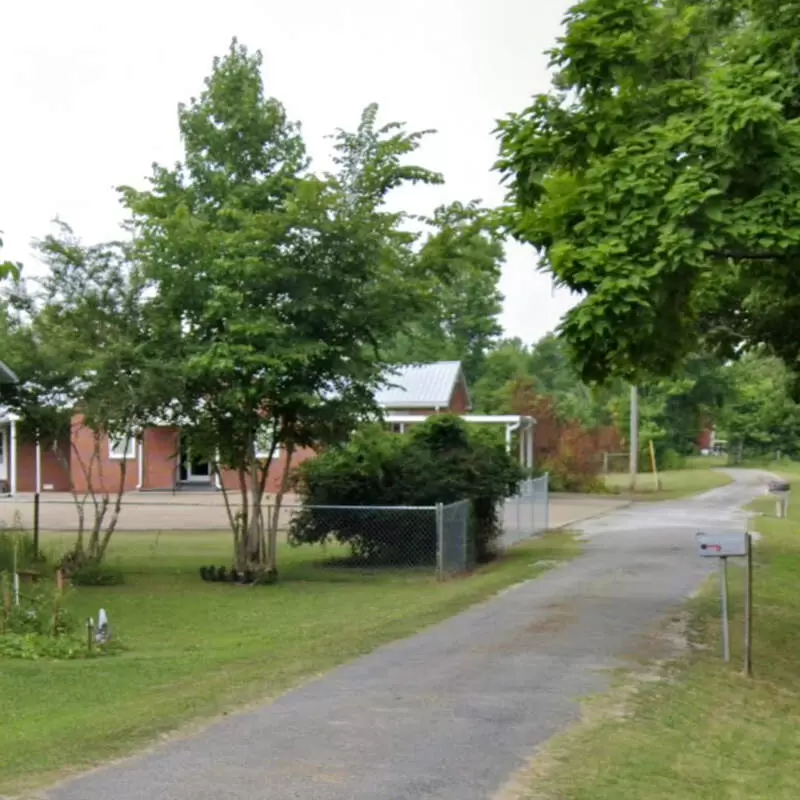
top-left (38, 470), bottom-right (769, 800)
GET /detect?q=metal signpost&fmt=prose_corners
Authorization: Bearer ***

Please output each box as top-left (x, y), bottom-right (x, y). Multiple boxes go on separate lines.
top-left (697, 531), bottom-right (752, 674)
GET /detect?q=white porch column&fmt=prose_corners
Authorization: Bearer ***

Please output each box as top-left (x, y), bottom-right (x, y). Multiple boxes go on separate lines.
top-left (136, 438), bottom-right (144, 490)
top-left (35, 431), bottom-right (42, 493)
top-left (9, 419), bottom-right (17, 496)
top-left (505, 424), bottom-right (512, 454)
top-left (519, 426), bottom-right (525, 465)
top-left (526, 423), bottom-right (534, 469)
top-left (214, 448), bottom-right (221, 490)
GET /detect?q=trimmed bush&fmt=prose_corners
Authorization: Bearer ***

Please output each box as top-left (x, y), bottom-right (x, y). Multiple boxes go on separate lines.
top-left (289, 415), bottom-right (522, 565)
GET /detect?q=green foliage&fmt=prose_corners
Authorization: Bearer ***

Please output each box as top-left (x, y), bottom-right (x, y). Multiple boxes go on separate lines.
top-left (386, 202), bottom-right (505, 383)
top-left (290, 415), bottom-right (522, 564)
top-left (68, 561), bottom-right (125, 587)
top-left (720, 350), bottom-right (800, 457)
top-left (119, 40), bottom-right (446, 574)
top-left (0, 633), bottom-right (89, 661)
top-left (0, 231), bottom-right (21, 283)
top-left (497, 0), bottom-right (800, 382)
top-left (0, 529), bottom-right (43, 574)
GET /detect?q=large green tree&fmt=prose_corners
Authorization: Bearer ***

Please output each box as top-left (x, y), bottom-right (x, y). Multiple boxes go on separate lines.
top-left (719, 351), bottom-right (800, 459)
top-left (386, 201), bottom-right (504, 383)
top-left (121, 42), bottom-right (444, 578)
top-left (497, 0), bottom-right (800, 383)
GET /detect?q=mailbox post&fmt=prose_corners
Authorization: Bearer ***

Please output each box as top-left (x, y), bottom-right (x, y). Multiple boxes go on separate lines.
top-left (697, 531), bottom-right (751, 671)
top-left (767, 480), bottom-right (791, 519)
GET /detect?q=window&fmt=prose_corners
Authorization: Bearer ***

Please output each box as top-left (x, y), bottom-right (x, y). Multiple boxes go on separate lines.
top-left (109, 433), bottom-right (137, 460)
top-left (254, 427), bottom-right (281, 459)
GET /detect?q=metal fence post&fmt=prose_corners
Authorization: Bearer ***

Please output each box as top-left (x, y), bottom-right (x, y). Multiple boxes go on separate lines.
top-left (435, 502), bottom-right (444, 579)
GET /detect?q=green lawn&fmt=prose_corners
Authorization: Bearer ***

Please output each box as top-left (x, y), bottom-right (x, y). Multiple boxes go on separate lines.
top-left (0, 529), bottom-right (579, 795)
top-left (604, 468), bottom-right (732, 500)
top-left (516, 488), bottom-right (800, 799)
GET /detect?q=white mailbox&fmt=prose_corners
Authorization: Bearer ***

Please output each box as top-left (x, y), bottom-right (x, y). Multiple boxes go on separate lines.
top-left (697, 532), bottom-right (748, 558)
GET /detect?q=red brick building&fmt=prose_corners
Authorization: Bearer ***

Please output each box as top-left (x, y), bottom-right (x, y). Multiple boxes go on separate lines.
top-left (1, 361), bottom-right (511, 496)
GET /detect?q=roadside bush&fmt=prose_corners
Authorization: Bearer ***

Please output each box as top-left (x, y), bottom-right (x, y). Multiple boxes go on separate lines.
top-left (290, 415), bottom-right (522, 565)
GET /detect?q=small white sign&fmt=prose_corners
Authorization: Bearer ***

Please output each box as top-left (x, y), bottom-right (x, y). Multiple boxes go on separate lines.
top-left (697, 532), bottom-right (748, 558)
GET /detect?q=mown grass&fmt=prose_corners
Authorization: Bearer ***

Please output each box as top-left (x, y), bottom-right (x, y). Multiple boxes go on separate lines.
top-left (519, 488), bottom-right (800, 800)
top-left (604, 468), bottom-right (732, 500)
top-left (0, 529), bottom-right (579, 795)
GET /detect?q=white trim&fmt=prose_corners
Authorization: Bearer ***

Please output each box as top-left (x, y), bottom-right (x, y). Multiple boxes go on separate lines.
top-left (9, 419), bottom-right (16, 496)
top-left (384, 413), bottom-right (536, 466)
top-left (35, 433), bottom-right (42, 493)
top-left (136, 439), bottom-right (144, 489)
top-left (109, 434), bottom-right (137, 460)
top-left (385, 413), bottom-right (535, 426)
top-left (214, 449), bottom-right (221, 490)
top-left (0, 425), bottom-right (7, 486)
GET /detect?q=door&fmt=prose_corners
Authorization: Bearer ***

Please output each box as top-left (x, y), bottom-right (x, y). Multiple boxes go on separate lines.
top-left (179, 440), bottom-right (211, 483)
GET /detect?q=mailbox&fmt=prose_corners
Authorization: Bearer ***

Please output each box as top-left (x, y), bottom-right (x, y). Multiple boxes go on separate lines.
top-left (697, 532), bottom-right (748, 558)
top-left (768, 480), bottom-right (791, 494)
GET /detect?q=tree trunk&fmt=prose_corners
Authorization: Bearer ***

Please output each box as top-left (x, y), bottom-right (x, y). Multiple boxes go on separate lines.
top-left (266, 442), bottom-right (295, 577)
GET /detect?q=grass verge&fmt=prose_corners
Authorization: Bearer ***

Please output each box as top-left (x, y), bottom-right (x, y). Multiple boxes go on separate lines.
top-left (604, 468), bottom-right (732, 501)
top-left (511, 490), bottom-right (800, 800)
top-left (0, 529), bottom-right (579, 795)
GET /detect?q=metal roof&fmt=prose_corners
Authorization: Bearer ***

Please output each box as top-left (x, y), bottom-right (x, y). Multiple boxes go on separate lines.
top-left (375, 361), bottom-right (469, 409)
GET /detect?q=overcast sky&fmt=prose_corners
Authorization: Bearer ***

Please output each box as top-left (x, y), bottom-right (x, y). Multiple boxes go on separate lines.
top-left (0, 0), bottom-right (576, 345)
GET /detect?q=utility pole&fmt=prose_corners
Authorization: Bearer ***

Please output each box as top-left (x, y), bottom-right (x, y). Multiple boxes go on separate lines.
top-left (629, 384), bottom-right (639, 491)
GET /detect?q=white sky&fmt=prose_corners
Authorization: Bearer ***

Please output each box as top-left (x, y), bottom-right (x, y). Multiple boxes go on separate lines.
top-left (0, 0), bottom-right (577, 345)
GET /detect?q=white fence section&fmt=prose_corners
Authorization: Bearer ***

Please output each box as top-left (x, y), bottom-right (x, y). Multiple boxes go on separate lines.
top-left (501, 474), bottom-right (550, 547)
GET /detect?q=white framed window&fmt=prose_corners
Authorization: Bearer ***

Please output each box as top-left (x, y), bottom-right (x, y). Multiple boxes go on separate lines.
top-left (109, 434), bottom-right (137, 460)
top-left (254, 427), bottom-right (281, 459)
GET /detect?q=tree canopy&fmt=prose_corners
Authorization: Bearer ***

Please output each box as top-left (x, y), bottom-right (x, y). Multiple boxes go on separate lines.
top-left (496, 0), bottom-right (800, 383)
top-left (120, 41), bottom-right (448, 575)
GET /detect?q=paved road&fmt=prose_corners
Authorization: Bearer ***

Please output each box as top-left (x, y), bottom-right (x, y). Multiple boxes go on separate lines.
top-left (42, 470), bottom-right (769, 800)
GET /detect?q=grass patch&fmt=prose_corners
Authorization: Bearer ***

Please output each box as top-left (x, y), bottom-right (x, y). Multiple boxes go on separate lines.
top-left (604, 468), bottom-right (732, 500)
top-left (683, 454), bottom-right (729, 469)
top-left (514, 491), bottom-right (800, 799)
top-left (0, 529), bottom-right (579, 794)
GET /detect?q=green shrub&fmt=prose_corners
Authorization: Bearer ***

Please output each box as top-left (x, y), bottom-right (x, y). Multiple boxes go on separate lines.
top-left (0, 579), bottom-right (75, 637)
top-left (69, 561), bottom-right (125, 587)
top-left (290, 415), bottom-right (522, 565)
top-left (659, 448), bottom-right (686, 471)
top-left (0, 632), bottom-right (124, 660)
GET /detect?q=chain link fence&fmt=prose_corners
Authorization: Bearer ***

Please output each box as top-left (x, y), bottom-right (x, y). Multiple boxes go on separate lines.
top-left (1, 489), bottom-right (542, 578)
top-left (501, 474), bottom-right (550, 548)
top-left (437, 499), bottom-right (471, 575)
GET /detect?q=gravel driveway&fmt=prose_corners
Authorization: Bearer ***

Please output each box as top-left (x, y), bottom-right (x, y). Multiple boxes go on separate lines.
top-left (41, 469), bottom-right (768, 800)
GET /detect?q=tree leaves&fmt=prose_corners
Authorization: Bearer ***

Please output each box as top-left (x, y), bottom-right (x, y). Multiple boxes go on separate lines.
top-left (496, 0), bottom-right (800, 382)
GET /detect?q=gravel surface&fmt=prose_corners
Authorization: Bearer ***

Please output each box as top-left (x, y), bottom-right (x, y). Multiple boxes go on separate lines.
top-left (42, 469), bottom-right (769, 800)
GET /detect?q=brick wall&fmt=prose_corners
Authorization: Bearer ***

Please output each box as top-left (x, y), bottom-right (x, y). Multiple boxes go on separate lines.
top-left (16, 438), bottom-right (71, 492)
top-left (219, 446), bottom-right (316, 494)
top-left (142, 426), bottom-right (179, 490)
top-left (449, 376), bottom-right (470, 413)
top-left (70, 415), bottom-right (140, 494)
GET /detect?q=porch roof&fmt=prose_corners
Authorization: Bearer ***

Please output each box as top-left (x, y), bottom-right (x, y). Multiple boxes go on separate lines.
top-left (384, 413), bottom-right (535, 427)
top-left (0, 360), bottom-right (18, 385)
